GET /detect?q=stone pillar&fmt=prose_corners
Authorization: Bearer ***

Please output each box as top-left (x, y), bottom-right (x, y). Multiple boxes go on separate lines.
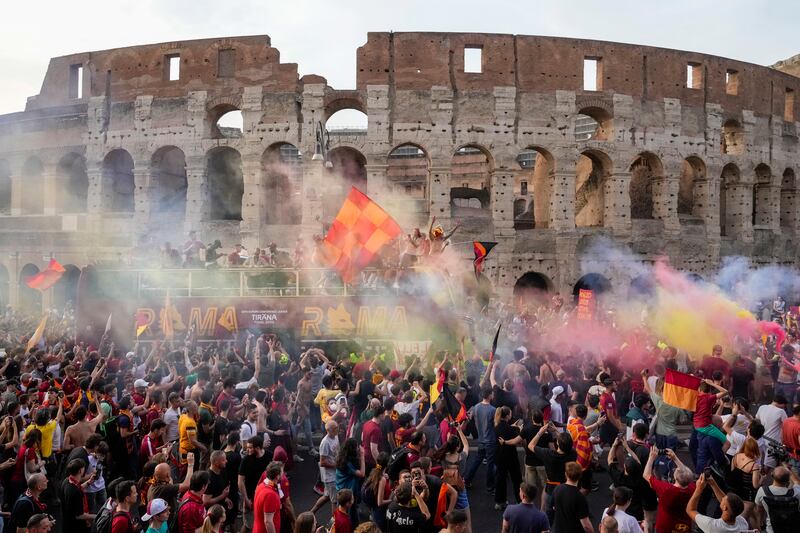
top-left (86, 161), bottom-right (104, 229)
top-left (604, 171), bottom-right (631, 235)
top-left (652, 174), bottom-right (680, 234)
top-left (726, 182), bottom-right (754, 243)
top-left (133, 161), bottom-right (151, 233)
top-left (365, 163), bottom-right (389, 201)
top-left (550, 169), bottom-right (575, 230)
top-left (301, 158), bottom-right (325, 238)
top-left (766, 184), bottom-right (781, 233)
top-left (42, 161), bottom-right (59, 216)
top-left (693, 178), bottom-right (719, 236)
top-left (428, 166), bottom-right (451, 225)
top-left (491, 170), bottom-right (515, 238)
top-left (184, 156), bottom-right (207, 233)
top-left (9, 171), bottom-right (23, 216)
top-left (240, 154), bottom-right (264, 248)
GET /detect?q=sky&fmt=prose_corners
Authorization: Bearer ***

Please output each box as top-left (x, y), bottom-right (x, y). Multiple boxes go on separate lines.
top-left (1, 0), bottom-right (798, 118)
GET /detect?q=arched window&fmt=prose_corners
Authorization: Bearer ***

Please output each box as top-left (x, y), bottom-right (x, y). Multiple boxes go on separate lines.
top-left (629, 152), bottom-right (663, 220)
top-left (514, 272), bottom-right (552, 308)
top-left (451, 145), bottom-right (492, 217)
top-left (210, 104), bottom-right (243, 139)
top-left (325, 109), bottom-right (368, 133)
top-left (572, 273), bottom-right (611, 298)
top-left (207, 148), bottom-right (243, 221)
top-left (57, 153), bottom-right (88, 213)
top-left (262, 143), bottom-right (301, 224)
top-left (102, 149), bottom-right (135, 213)
top-left (721, 120), bottom-right (744, 155)
top-left (575, 150), bottom-right (612, 227)
top-left (575, 107), bottom-right (612, 141)
top-left (678, 157), bottom-right (706, 217)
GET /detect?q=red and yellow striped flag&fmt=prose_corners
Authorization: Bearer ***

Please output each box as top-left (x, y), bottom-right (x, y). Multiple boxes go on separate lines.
top-left (663, 368), bottom-right (701, 411)
top-left (321, 187), bottom-right (402, 283)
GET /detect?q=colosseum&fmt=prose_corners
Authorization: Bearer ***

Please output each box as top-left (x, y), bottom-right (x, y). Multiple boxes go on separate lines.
top-left (1, 32), bottom-right (799, 312)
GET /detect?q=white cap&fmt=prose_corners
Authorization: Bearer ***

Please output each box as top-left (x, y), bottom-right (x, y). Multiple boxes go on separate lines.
top-left (142, 498), bottom-right (168, 521)
top-left (551, 386), bottom-right (565, 400)
top-left (133, 379), bottom-right (149, 388)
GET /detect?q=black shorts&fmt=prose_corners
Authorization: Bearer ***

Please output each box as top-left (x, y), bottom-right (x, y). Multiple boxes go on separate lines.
top-left (579, 466), bottom-right (593, 491)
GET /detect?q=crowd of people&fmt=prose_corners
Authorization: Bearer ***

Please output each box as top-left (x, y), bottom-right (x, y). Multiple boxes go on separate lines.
top-left (2, 279), bottom-right (800, 533)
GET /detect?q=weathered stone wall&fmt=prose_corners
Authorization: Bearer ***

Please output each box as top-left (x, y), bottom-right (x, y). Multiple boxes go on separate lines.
top-left (0, 33), bottom-right (799, 311)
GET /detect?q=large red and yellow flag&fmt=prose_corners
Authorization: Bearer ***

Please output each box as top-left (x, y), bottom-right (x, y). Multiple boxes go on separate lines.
top-left (663, 368), bottom-right (701, 411)
top-left (25, 259), bottom-right (65, 291)
top-left (322, 187), bottom-right (402, 282)
top-left (27, 314), bottom-right (48, 351)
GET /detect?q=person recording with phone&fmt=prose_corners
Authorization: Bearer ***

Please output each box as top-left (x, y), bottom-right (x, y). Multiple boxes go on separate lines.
top-left (494, 406), bottom-right (524, 511)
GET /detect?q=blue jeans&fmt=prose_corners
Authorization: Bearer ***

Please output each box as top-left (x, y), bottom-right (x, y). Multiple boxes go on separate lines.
top-left (293, 416), bottom-right (313, 449)
top-left (464, 443), bottom-right (497, 491)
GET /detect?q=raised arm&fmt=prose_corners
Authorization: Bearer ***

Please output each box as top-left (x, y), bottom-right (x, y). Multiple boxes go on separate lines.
top-left (703, 378), bottom-right (728, 399)
top-left (686, 474), bottom-right (706, 522)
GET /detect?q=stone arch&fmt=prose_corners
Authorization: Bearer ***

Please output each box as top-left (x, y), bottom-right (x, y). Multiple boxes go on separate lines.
top-left (720, 163), bottom-right (741, 237)
top-left (21, 156), bottom-right (44, 214)
top-left (387, 143), bottom-right (429, 213)
top-left (102, 149), bottom-right (135, 213)
top-left (206, 147), bottom-right (243, 221)
top-left (53, 264), bottom-right (81, 310)
top-left (261, 142), bottom-right (301, 224)
top-left (57, 153), bottom-right (88, 213)
top-left (753, 163), bottom-right (772, 227)
top-left (325, 94), bottom-right (368, 132)
top-left (629, 152), bottom-right (664, 220)
top-left (678, 156), bottom-right (706, 216)
top-left (208, 102), bottom-right (243, 139)
top-left (324, 146), bottom-right (367, 219)
top-left (450, 144), bottom-right (493, 217)
top-left (513, 271), bottom-right (553, 307)
top-left (572, 272), bottom-right (611, 298)
top-left (721, 119), bottom-right (744, 155)
top-left (575, 149), bottom-right (612, 227)
top-left (575, 106), bottom-right (613, 141)
top-left (19, 263), bottom-right (42, 314)
top-left (0, 264), bottom-right (8, 308)
top-left (151, 146), bottom-right (187, 221)
top-left (629, 274), bottom-right (655, 299)
top-left (515, 146), bottom-right (555, 229)
top-left (0, 159), bottom-right (10, 215)
top-left (781, 168), bottom-right (796, 230)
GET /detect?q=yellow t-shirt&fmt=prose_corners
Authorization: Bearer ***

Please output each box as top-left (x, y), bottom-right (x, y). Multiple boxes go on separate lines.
top-left (27, 421), bottom-right (57, 458)
top-left (178, 414), bottom-right (197, 457)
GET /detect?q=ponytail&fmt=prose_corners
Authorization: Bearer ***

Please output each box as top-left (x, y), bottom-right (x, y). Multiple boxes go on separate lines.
top-left (606, 486), bottom-right (632, 517)
top-left (200, 504), bottom-right (225, 533)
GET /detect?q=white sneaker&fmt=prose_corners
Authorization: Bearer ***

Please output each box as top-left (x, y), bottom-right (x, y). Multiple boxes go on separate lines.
top-left (294, 454), bottom-right (304, 462)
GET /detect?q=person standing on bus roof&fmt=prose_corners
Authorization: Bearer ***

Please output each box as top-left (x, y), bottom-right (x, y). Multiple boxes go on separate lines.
top-left (182, 231), bottom-right (205, 267)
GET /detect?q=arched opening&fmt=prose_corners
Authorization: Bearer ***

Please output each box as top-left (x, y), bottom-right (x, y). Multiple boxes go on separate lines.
top-left (57, 153), bottom-right (88, 213)
top-left (261, 143), bottom-right (301, 224)
top-left (515, 147), bottom-right (554, 229)
top-left (0, 264), bottom-right (8, 308)
top-left (629, 275), bottom-right (655, 300)
top-left (151, 146), bottom-right (187, 223)
top-left (781, 168), bottom-right (796, 230)
top-left (53, 264), bottom-right (80, 311)
top-left (0, 160), bottom-right (11, 215)
top-left (207, 148), bottom-right (243, 221)
top-left (210, 104), bottom-right (243, 139)
top-left (720, 163), bottom-right (741, 237)
top-left (513, 271), bottom-right (552, 308)
top-left (387, 143), bottom-right (429, 214)
top-left (324, 146), bottom-right (367, 219)
top-left (575, 150), bottom-right (612, 227)
top-left (19, 263), bottom-right (42, 315)
top-left (678, 156), bottom-right (706, 217)
top-left (575, 107), bottom-right (612, 141)
top-left (721, 119), bottom-right (744, 155)
top-left (450, 145), bottom-right (492, 217)
top-left (753, 164), bottom-right (772, 227)
top-left (21, 157), bottom-right (44, 214)
top-left (572, 272), bottom-right (611, 298)
top-left (102, 149), bottom-right (135, 213)
top-left (325, 108), bottom-right (368, 133)
top-left (629, 152), bottom-right (663, 220)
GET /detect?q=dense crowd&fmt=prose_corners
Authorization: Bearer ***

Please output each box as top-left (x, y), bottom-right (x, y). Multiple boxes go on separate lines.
top-left (2, 286), bottom-right (800, 533)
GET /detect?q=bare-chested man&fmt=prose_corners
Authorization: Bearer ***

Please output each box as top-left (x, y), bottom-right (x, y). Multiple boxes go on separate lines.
top-left (63, 399), bottom-right (105, 451)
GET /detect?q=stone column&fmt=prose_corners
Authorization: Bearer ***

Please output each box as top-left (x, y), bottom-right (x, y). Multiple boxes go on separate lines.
top-left (301, 158), bottom-right (325, 238)
top-left (133, 161), bottom-right (152, 233)
top-left (549, 169), bottom-right (575, 231)
top-left (428, 166), bottom-right (451, 224)
top-left (604, 171), bottom-right (631, 235)
top-left (42, 161), bottom-right (59, 216)
top-left (726, 182), bottom-right (754, 243)
top-left (184, 156), bottom-right (207, 233)
top-left (240, 154), bottom-right (264, 248)
top-left (491, 170), bottom-right (515, 238)
top-left (365, 163), bottom-right (389, 201)
top-left (766, 184), bottom-right (781, 234)
top-left (86, 161), bottom-right (105, 228)
top-left (693, 178), bottom-right (719, 236)
top-left (652, 174), bottom-right (680, 234)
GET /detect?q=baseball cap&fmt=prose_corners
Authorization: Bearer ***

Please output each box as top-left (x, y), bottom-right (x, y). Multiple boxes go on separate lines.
top-left (142, 498), bottom-right (168, 521)
top-left (133, 379), bottom-right (150, 388)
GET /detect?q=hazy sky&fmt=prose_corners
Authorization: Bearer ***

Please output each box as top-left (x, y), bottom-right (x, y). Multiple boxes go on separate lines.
top-left (1, 0), bottom-right (797, 116)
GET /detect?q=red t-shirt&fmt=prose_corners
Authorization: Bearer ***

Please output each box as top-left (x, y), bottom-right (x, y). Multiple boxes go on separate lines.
top-left (361, 420), bottom-right (383, 466)
top-left (782, 417), bottom-right (800, 458)
top-left (700, 356), bottom-right (730, 379)
top-left (253, 481), bottom-right (281, 533)
top-left (177, 492), bottom-right (205, 533)
top-left (600, 392), bottom-right (616, 416)
top-left (395, 426), bottom-right (415, 447)
top-left (140, 434), bottom-right (163, 463)
top-left (333, 508), bottom-right (352, 533)
top-left (110, 511), bottom-right (133, 533)
top-left (693, 392), bottom-right (716, 428)
top-left (650, 478), bottom-right (695, 533)
top-left (11, 445), bottom-right (35, 483)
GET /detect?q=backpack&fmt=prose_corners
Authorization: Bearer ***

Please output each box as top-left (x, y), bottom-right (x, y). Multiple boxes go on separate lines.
top-left (93, 509), bottom-right (130, 533)
top-left (386, 445), bottom-right (411, 481)
top-left (168, 494), bottom-right (193, 533)
top-left (763, 485), bottom-right (800, 531)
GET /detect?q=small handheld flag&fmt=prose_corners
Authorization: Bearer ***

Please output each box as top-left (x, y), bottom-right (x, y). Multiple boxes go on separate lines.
top-left (473, 241), bottom-right (497, 280)
top-left (489, 324), bottom-right (501, 363)
top-left (103, 313), bottom-right (113, 335)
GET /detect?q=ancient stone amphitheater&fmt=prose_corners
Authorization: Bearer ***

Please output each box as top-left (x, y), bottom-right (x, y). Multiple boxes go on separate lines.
top-left (0, 33), bottom-right (798, 311)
